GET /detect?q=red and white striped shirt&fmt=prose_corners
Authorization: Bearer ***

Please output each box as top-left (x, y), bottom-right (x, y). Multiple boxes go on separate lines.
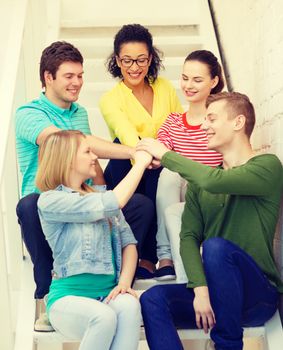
top-left (157, 112), bottom-right (223, 167)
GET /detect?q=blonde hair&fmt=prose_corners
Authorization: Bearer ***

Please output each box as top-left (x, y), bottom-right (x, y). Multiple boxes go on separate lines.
top-left (36, 130), bottom-right (93, 193)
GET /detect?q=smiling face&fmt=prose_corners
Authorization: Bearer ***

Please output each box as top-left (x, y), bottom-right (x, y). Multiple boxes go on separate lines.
top-left (72, 138), bottom-right (98, 183)
top-left (180, 60), bottom-right (218, 104)
top-left (116, 41), bottom-right (152, 89)
top-left (44, 61), bottom-right (84, 109)
top-left (202, 100), bottom-right (236, 152)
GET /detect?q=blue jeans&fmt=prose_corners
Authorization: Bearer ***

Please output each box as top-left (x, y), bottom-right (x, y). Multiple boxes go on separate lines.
top-left (104, 138), bottom-right (162, 264)
top-left (49, 293), bottom-right (141, 350)
top-left (17, 192), bottom-right (155, 298)
top-left (140, 238), bottom-right (279, 350)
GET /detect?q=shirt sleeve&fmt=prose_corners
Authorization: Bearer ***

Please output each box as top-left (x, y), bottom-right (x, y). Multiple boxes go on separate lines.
top-left (99, 94), bottom-right (140, 147)
top-left (157, 113), bottom-right (175, 149)
top-left (161, 151), bottom-right (283, 196)
top-left (15, 106), bottom-right (54, 145)
top-left (38, 190), bottom-right (120, 223)
top-left (180, 185), bottom-right (207, 288)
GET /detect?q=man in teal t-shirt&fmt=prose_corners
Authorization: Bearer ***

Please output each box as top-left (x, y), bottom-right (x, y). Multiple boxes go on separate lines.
top-left (138, 92), bottom-right (283, 350)
top-left (15, 41), bottom-right (154, 309)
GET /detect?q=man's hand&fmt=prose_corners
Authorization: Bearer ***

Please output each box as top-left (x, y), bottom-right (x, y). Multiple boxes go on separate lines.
top-left (193, 286), bottom-right (215, 333)
top-left (136, 138), bottom-right (170, 160)
top-left (147, 158), bottom-right (162, 169)
top-left (105, 284), bottom-right (137, 303)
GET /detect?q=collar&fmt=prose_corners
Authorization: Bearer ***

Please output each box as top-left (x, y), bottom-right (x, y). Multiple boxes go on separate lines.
top-left (39, 92), bottom-right (78, 117)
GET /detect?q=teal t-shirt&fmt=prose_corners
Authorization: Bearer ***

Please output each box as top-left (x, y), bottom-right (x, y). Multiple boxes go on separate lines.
top-left (46, 272), bottom-right (116, 315)
top-left (15, 93), bottom-right (91, 197)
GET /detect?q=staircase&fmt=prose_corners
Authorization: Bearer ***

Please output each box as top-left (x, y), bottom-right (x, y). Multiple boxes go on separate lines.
top-left (57, 0), bottom-right (222, 145)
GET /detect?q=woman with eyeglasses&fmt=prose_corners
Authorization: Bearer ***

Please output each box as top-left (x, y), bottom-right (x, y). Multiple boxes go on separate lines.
top-left (99, 24), bottom-right (183, 279)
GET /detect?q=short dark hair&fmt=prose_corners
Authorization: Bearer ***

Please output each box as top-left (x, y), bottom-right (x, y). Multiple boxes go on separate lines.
top-left (185, 50), bottom-right (224, 94)
top-left (106, 24), bottom-right (163, 83)
top-left (40, 41), bottom-right (83, 88)
top-left (206, 92), bottom-right (256, 137)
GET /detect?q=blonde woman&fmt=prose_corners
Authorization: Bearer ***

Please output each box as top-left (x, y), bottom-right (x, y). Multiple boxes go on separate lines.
top-left (36, 130), bottom-right (152, 350)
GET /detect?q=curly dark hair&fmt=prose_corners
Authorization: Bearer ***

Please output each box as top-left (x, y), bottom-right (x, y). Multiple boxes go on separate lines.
top-left (106, 24), bottom-right (163, 83)
top-left (40, 41), bottom-right (83, 88)
top-left (185, 50), bottom-right (224, 94)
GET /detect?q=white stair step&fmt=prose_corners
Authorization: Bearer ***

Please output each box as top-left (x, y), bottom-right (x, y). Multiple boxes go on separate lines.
top-left (61, 36), bottom-right (203, 59)
top-left (60, 24), bottom-right (200, 39)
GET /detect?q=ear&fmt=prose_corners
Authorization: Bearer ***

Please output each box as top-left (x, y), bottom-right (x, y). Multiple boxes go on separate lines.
top-left (116, 56), bottom-right (121, 68)
top-left (233, 114), bottom-right (246, 131)
top-left (44, 71), bottom-right (53, 85)
top-left (148, 54), bottom-right (152, 66)
top-left (211, 76), bottom-right (219, 89)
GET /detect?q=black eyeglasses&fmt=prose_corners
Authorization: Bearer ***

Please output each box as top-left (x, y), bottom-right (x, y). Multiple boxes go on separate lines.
top-left (118, 57), bottom-right (150, 68)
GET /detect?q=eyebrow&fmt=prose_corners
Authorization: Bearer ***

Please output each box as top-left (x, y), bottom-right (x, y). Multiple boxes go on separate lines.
top-left (121, 54), bottom-right (148, 58)
top-left (63, 71), bottom-right (84, 76)
top-left (182, 74), bottom-right (204, 79)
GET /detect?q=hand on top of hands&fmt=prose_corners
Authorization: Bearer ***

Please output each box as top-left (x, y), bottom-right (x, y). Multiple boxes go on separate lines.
top-left (106, 284), bottom-right (137, 303)
top-left (136, 138), bottom-right (170, 161)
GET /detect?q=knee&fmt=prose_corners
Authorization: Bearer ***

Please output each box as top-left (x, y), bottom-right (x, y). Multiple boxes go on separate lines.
top-left (116, 294), bottom-right (141, 322)
top-left (17, 193), bottom-right (40, 218)
top-left (202, 237), bottom-right (228, 266)
top-left (140, 286), bottom-right (165, 311)
top-left (90, 307), bottom-right (117, 333)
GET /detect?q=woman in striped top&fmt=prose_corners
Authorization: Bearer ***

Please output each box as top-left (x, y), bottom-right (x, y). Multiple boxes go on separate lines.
top-left (155, 50), bottom-right (224, 281)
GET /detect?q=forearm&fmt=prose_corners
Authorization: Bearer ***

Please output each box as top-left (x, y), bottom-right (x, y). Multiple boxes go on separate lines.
top-left (119, 244), bottom-right (138, 286)
top-left (113, 162), bottom-right (146, 208)
top-left (161, 152), bottom-right (278, 196)
top-left (86, 135), bottom-right (134, 160)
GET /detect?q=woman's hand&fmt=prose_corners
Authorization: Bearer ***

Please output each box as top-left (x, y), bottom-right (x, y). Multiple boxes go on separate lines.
top-left (136, 138), bottom-right (170, 160)
top-left (193, 286), bottom-right (215, 333)
top-left (133, 150), bottom-right (153, 168)
top-left (106, 284), bottom-right (138, 303)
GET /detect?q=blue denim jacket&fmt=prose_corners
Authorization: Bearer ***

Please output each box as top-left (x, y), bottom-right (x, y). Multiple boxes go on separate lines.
top-left (37, 185), bottom-right (137, 280)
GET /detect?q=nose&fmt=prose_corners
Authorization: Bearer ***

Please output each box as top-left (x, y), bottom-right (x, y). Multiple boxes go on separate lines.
top-left (183, 79), bottom-right (194, 89)
top-left (91, 151), bottom-right (98, 161)
top-left (130, 60), bottom-right (139, 70)
top-left (201, 120), bottom-right (209, 130)
top-left (72, 75), bottom-right (83, 86)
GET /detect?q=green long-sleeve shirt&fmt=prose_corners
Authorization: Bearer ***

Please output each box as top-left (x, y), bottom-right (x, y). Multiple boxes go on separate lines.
top-left (161, 151), bottom-right (283, 293)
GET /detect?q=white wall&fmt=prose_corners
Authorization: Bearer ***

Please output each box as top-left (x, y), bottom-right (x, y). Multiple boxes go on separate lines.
top-left (211, 0), bottom-right (283, 315)
top-left (210, 0), bottom-right (283, 158)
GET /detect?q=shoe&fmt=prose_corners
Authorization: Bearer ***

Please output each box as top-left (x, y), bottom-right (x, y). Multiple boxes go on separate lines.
top-left (34, 313), bottom-right (55, 332)
top-left (154, 266), bottom-right (176, 281)
top-left (135, 266), bottom-right (155, 279)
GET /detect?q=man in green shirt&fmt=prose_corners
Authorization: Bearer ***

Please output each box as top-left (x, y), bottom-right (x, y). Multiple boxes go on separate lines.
top-left (138, 92), bottom-right (283, 350)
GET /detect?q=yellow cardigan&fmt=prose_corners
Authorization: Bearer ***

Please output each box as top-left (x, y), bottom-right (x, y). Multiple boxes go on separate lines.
top-left (99, 77), bottom-right (183, 147)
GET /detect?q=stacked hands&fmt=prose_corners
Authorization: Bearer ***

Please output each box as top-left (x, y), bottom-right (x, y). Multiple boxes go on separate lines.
top-left (134, 138), bottom-right (170, 167)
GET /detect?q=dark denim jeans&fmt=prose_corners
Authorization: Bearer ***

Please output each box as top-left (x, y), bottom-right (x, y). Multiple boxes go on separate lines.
top-left (17, 192), bottom-right (155, 299)
top-left (140, 238), bottom-right (279, 350)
